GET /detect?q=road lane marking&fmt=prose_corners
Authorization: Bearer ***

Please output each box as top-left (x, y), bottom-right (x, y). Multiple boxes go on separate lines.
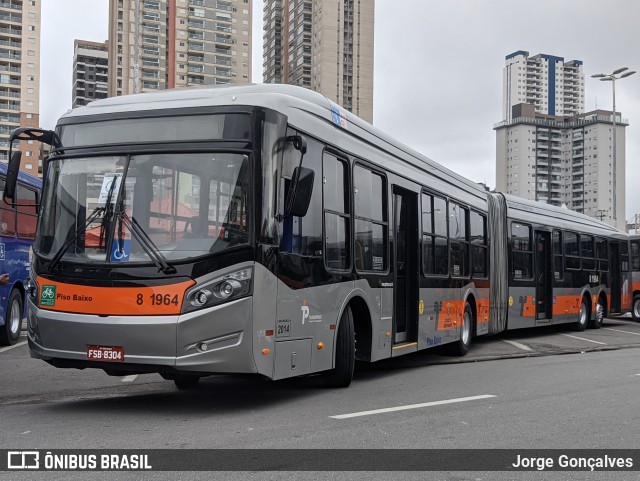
top-left (330, 394), bottom-right (497, 419)
top-left (560, 334), bottom-right (606, 345)
top-left (0, 340), bottom-right (27, 353)
top-left (121, 375), bottom-right (138, 383)
top-left (502, 339), bottom-right (533, 351)
top-left (603, 328), bottom-right (640, 337)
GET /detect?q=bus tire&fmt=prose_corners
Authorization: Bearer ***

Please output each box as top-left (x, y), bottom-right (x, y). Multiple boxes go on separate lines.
top-left (174, 375), bottom-right (200, 390)
top-left (590, 297), bottom-right (605, 329)
top-left (575, 297), bottom-right (589, 332)
top-left (0, 289), bottom-right (23, 346)
top-left (448, 302), bottom-right (473, 356)
top-left (323, 305), bottom-right (355, 388)
top-left (633, 294), bottom-right (640, 322)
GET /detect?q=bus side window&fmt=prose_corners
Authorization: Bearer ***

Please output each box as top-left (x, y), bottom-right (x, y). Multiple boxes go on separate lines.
top-left (631, 240), bottom-right (640, 271)
top-left (470, 211), bottom-right (487, 278)
top-left (581, 235), bottom-right (595, 271)
top-left (322, 152), bottom-right (350, 271)
top-left (552, 230), bottom-right (563, 280)
top-left (564, 231), bottom-right (580, 270)
top-left (16, 185), bottom-right (38, 240)
top-left (0, 178), bottom-right (16, 237)
top-left (283, 140), bottom-right (322, 257)
top-left (596, 238), bottom-right (608, 272)
top-left (511, 223), bottom-right (532, 280)
top-left (354, 165), bottom-right (386, 272)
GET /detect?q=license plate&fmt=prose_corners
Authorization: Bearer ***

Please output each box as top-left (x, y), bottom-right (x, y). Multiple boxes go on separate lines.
top-left (87, 345), bottom-right (124, 362)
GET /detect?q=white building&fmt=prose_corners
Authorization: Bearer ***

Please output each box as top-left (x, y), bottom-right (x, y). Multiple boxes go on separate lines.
top-left (495, 103), bottom-right (628, 231)
top-left (503, 51), bottom-right (584, 121)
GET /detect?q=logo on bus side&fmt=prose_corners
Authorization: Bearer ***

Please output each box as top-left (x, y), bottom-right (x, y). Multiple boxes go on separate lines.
top-left (40, 285), bottom-right (56, 306)
top-left (300, 301), bottom-right (323, 324)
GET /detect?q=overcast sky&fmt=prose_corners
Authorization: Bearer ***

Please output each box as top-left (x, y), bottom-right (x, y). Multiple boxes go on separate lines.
top-left (42, 0), bottom-right (640, 221)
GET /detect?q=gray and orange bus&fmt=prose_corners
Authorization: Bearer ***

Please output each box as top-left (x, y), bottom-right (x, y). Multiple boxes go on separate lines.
top-left (630, 235), bottom-right (640, 321)
top-left (4, 84), bottom-right (631, 388)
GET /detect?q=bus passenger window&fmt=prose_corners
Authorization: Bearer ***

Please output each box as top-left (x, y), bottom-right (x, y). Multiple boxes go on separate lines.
top-left (564, 232), bottom-right (580, 270)
top-left (581, 235), bottom-right (595, 271)
top-left (323, 153), bottom-right (350, 271)
top-left (511, 223), bottom-right (532, 280)
top-left (552, 230), bottom-right (563, 280)
top-left (596, 238), bottom-right (608, 271)
top-left (421, 193), bottom-right (448, 276)
top-left (354, 165), bottom-right (386, 272)
top-left (631, 240), bottom-right (640, 271)
top-left (470, 211), bottom-right (487, 278)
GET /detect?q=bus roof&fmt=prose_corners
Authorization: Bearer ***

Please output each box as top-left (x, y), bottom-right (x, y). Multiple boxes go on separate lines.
top-left (60, 83), bottom-right (489, 200)
top-left (0, 162), bottom-right (42, 190)
top-left (501, 192), bottom-right (627, 239)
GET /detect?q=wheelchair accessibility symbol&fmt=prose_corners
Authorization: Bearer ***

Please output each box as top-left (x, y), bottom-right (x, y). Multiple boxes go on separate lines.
top-left (110, 240), bottom-right (131, 262)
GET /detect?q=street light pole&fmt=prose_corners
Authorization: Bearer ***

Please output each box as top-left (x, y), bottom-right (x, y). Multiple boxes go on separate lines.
top-left (591, 67), bottom-right (636, 229)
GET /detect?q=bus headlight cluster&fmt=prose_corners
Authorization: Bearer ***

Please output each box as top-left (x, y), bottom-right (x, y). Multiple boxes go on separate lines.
top-left (186, 268), bottom-right (253, 313)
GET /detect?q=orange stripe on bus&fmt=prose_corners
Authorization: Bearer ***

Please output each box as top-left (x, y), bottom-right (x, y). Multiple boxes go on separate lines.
top-left (552, 295), bottom-right (582, 317)
top-left (517, 295), bottom-right (582, 318)
top-left (436, 299), bottom-right (465, 331)
top-left (476, 298), bottom-right (490, 324)
top-left (36, 276), bottom-right (195, 316)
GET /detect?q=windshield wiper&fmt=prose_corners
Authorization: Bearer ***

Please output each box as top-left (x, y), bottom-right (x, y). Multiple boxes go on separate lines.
top-left (49, 174), bottom-right (119, 272)
top-left (117, 210), bottom-right (177, 275)
top-left (48, 206), bottom-right (105, 271)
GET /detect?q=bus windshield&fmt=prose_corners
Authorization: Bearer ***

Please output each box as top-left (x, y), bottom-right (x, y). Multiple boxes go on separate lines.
top-left (35, 152), bottom-right (251, 264)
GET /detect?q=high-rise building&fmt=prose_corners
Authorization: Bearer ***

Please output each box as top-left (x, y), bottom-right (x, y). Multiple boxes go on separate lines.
top-left (503, 51), bottom-right (584, 121)
top-left (495, 103), bottom-right (628, 230)
top-left (0, 0), bottom-right (40, 175)
top-left (263, 0), bottom-right (374, 124)
top-left (108, 0), bottom-right (252, 97)
top-left (72, 40), bottom-right (109, 108)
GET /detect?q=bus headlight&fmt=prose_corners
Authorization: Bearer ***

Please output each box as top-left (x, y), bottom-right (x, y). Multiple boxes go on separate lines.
top-left (185, 267), bottom-right (253, 313)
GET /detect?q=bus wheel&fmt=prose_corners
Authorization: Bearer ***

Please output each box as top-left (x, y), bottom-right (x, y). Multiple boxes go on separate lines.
top-left (575, 297), bottom-right (589, 332)
top-left (323, 305), bottom-right (355, 388)
top-left (174, 375), bottom-right (200, 390)
top-left (633, 294), bottom-right (640, 322)
top-left (449, 302), bottom-right (473, 356)
top-left (590, 298), bottom-right (605, 329)
top-left (0, 289), bottom-right (23, 346)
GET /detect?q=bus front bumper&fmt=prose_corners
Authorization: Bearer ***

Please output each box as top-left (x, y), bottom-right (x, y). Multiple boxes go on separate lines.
top-left (27, 297), bottom-right (259, 376)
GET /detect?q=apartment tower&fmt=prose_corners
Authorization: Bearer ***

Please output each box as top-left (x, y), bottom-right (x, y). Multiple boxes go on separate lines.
top-left (263, 0), bottom-right (374, 123)
top-left (495, 103), bottom-right (627, 231)
top-left (72, 40), bottom-right (109, 108)
top-left (503, 51), bottom-right (584, 121)
top-left (0, 0), bottom-right (40, 175)
top-left (108, 0), bottom-right (252, 97)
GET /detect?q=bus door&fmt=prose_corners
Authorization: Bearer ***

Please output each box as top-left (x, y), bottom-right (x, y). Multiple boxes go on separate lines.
top-left (534, 231), bottom-right (553, 321)
top-left (392, 188), bottom-right (419, 345)
top-left (610, 242), bottom-right (621, 314)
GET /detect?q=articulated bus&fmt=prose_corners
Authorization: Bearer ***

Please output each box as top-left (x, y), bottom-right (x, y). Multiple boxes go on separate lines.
top-left (0, 162), bottom-right (41, 345)
top-left (3, 84), bottom-right (631, 387)
top-left (631, 236), bottom-right (640, 321)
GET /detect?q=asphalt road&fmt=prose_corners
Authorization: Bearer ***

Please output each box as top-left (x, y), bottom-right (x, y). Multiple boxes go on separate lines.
top-left (1, 318), bottom-right (640, 480)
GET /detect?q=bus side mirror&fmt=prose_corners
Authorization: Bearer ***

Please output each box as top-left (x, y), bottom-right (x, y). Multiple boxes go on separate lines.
top-left (3, 150), bottom-right (22, 205)
top-left (288, 167), bottom-right (314, 217)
